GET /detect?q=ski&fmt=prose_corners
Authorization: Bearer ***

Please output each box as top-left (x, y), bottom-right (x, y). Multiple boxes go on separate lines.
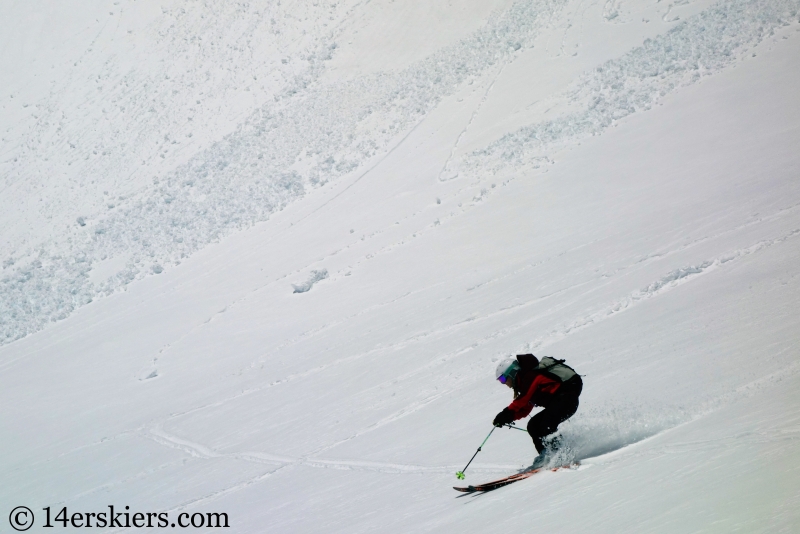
top-left (453, 462), bottom-right (578, 493)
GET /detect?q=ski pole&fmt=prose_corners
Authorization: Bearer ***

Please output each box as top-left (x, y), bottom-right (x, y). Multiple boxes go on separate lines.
top-left (504, 423), bottom-right (527, 432)
top-left (456, 427), bottom-right (496, 479)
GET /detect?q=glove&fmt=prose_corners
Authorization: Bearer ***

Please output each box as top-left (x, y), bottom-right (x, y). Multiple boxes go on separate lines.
top-left (493, 408), bottom-right (514, 427)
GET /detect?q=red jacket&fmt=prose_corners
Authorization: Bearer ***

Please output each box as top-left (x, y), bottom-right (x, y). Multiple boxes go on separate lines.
top-left (507, 373), bottom-right (562, 420)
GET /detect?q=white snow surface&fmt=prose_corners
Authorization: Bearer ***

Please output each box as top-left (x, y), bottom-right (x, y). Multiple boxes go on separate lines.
top-left (2, 0), bottom-right (800, 532)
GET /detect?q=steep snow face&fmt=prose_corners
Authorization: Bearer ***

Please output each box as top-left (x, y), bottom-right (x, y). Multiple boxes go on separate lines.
top-left (2, 0), bottom-right (800, 532)
top-left (2, 0), bottom-right (563, 344)
top-left (7, 0), bottom-right (799, 346)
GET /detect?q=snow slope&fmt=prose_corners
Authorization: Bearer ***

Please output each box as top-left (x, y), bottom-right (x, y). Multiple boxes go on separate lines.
top-left (2, 0), bottom-right (800, 532)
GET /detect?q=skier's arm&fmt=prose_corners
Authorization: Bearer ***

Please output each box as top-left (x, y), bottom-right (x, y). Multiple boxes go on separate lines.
top-left (507, 374), bottom-right (560, 419)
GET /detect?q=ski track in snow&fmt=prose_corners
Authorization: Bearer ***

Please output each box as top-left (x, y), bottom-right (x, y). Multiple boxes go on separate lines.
top-left (146, 421), bottom-right (518, 479)
top-left (582, 355), bottom-right (800, 468)
top-left (437, 63), bottom-right (507, 182)
top-left (525, 227), bottom-right (800, 349)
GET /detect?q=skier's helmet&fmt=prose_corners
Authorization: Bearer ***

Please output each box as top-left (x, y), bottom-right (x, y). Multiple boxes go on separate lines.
top-left (495, 357), bottom-right (520, 385)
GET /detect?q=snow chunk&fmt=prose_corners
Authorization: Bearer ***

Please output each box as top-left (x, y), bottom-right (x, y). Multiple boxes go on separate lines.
top-left (292, 269), bottom-right (328, 293)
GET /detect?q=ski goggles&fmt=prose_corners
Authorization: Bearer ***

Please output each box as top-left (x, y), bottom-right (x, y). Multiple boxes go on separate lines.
top-left (497, 374), bottom-right (509, 384)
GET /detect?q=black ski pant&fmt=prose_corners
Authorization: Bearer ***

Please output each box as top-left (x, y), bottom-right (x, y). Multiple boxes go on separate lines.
top-left (527, 378), bottom-right (582, 453)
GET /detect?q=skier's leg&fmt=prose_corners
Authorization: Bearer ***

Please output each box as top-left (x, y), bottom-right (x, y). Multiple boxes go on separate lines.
top-left (526, 395), bottom-right (579, 453)
top-left (527, 409), bottom-right (558, 453)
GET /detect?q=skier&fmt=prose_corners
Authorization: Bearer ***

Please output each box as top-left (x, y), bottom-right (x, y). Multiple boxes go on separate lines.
top-left (492, 354), bottom-right (582, 466)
